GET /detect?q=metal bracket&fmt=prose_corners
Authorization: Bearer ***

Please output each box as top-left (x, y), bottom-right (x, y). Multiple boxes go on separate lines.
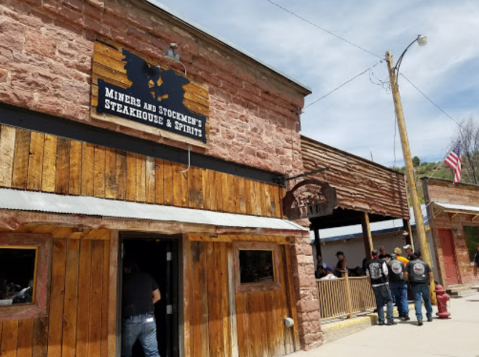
top-left (166, 252), bottom-right (172, 261)
top-left (166, 304), bottom-right (173, 315)
top-left (274, 167), bottom-right (329, 186)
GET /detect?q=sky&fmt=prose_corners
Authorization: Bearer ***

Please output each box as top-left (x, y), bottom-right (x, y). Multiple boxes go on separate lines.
top-left (153, 0), bottom-right (479, 167)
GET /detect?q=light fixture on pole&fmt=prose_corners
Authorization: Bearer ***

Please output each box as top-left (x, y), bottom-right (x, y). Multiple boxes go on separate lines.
top-left (385, 35), bottom-right (437, 304)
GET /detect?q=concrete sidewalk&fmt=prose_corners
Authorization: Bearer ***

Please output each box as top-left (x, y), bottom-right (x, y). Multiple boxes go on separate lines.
top-left (293, 293), bottom-right (479, 357)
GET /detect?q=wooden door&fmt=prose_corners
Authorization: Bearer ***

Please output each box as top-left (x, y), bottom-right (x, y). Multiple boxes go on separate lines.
top-left (234, 244), bottom-right (299, 357)
top-left (438, 229), bottom-right (459, 285)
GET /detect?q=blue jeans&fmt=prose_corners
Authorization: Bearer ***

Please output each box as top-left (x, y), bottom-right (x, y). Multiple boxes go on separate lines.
top-left (390, 280), bottom-right (409, 316)
top-left (122, 314), bottom-right (160, 357)
top-left (373, 284), bottom-right (394, 324)
top-left (411, 283), bottom-right (433, 321)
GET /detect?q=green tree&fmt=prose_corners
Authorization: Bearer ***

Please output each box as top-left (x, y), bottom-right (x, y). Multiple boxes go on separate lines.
top-left (412, 156), bottom-right (420, 167)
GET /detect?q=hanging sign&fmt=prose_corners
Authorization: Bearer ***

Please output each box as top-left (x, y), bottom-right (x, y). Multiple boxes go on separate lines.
top-left (96, 49), bottom-right (207, 143)
top-left (283, 179), bottom-right (338, 220)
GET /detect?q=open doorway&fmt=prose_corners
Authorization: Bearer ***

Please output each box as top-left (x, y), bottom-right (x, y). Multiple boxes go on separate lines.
top-left (120, 235), bottom-right (179, 357)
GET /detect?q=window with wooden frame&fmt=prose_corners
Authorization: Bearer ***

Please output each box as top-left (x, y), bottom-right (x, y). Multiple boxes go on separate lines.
top-left (0, 234), bottom-right (52, 322)
top-left (234, 242), bottom-right (281, 293)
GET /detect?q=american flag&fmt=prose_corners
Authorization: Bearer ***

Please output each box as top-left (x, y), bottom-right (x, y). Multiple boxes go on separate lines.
top-left (445, 141), bottom-right (462, 183)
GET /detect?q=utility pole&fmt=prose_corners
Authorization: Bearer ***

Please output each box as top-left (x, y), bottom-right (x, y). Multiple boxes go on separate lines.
top-left (386, 51), bottom-right (437, 304)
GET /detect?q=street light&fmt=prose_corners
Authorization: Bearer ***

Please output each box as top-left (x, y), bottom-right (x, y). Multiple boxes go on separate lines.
top-left (385, 35), bottom-right (437, 304)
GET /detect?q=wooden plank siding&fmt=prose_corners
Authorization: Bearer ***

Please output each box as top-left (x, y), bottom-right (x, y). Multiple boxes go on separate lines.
top-left (0, 226), bottom-right (111, 357)
top-left (0, 125), bottom-right (283, 219)
top-left (186, 236), bottom-right (298, 357)
top-left (301, 135), bottom-right (410, 219)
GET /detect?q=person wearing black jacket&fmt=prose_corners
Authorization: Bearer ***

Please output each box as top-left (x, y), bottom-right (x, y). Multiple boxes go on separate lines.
top-left (365, 250), bottom-right (396, 326)
top-left (122, 258), bottom-right (162, 357)
top-left (405, 251), bottom-right (434, 326)
top-left (387, 254), bottom-right (409, 320)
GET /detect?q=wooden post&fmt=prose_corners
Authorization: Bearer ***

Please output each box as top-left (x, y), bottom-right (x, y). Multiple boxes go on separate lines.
top-left (402, 219), bottom-right (414, 250)
top-left (314, 227), bottom-right (322, 257)
top-left (342, 271), bottom-right (353, 319)
top-left (361, 212), bottom-right (373, 261)
top-left (386, 51), bottom-right (436, 304)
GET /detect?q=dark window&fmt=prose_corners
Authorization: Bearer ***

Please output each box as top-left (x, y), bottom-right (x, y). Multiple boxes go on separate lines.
top-left (464, 226), bottom-right (479, 262)
top-left (0, 247), bottom-right (37, 306)
top-left (239, 250), bottom-right (275, 284)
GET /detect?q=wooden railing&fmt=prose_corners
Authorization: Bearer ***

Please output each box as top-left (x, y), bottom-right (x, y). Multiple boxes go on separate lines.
top-left (316, 273), bottom-right (376, 320)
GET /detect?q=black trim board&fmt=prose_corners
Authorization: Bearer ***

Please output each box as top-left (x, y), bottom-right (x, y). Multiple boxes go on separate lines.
top-left (0, 103), bottom-right (282, 185)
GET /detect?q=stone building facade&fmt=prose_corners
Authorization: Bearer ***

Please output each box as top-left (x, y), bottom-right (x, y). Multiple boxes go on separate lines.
top-left (0, 0), bottom-right (323, 354)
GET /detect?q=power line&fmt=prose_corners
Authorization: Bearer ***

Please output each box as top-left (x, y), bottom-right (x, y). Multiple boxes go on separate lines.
top-left (303, 60), bottom-right (383, 110)
top-left (400, 73), bottom-right (464, 130)
top-left (265, 0), bottom-right (382, 59)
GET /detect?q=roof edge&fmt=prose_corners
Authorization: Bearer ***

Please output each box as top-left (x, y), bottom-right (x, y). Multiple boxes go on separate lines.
top-left (142, 0), bottom-right (312, 94)
top-left (301, 135), bottom-right (406, 177)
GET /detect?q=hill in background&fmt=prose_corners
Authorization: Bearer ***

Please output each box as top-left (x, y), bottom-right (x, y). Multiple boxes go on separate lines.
top-left (391, 158), bottom-right (454, 203)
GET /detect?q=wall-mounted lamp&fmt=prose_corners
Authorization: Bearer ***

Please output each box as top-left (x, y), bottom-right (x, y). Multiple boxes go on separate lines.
top-left (164, 43), bottom-right (180, 61)
top-left (163, 43), bottom-right (187, 75)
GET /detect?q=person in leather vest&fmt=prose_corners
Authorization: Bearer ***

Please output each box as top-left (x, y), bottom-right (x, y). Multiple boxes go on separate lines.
top-left (365, 250), bottom-right (396, 326)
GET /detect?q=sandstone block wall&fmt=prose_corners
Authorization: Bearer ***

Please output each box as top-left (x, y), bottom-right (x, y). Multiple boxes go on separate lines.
top-left (0, 0), bottom-right (322, 350)
top-left (0, 0), bottom-right (307, 175)
top-left (423, 178), bottom-right (479, 287)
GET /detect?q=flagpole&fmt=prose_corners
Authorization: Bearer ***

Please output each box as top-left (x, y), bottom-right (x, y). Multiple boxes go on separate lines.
top-left (386, 51), bottom-right (437, 304)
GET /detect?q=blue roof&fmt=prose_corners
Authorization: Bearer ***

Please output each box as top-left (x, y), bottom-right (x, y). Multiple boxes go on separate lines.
top-left (311, 205), bottom-right (428, 243)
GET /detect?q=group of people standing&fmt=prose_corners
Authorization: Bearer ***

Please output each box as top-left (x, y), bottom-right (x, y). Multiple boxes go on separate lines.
top-left (364, 246), bottom-right (434, 326)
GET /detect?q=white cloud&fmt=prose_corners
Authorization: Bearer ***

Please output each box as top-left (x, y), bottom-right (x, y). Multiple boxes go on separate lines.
top-left (156, 0), bottom-right (479, 167)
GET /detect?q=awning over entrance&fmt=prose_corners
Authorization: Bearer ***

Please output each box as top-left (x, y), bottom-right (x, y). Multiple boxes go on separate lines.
top-left (432, 202), bottom-right (479, 213)
top-left (431, 201), bottom-right (479, 219)
top-left (0, 188), bottom-right (306, 232)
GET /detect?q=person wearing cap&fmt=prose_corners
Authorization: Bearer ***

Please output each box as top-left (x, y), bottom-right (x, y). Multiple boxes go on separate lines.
top-left (365, 249), bottom-right (396, 326)
top-left (394, 247), bottom-right (409, 264)
top-left (387, 254), bottom-right (409, 320)
top-left (321, 266), bottom-right (338, 280)
top-left (403, 244), bottom-right (414, 260)
top-left (405, 251), bottom-right (433, 326)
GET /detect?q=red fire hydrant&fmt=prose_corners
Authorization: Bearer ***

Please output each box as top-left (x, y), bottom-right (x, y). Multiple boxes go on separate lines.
top-left (435, 284), bottom-right (451, 319)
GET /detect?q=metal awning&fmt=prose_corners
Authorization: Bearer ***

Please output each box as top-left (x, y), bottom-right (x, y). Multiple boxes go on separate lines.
top-left (0, 188), bottom-right (306, 232)
top-left (431, 201), bottom-right (479, 220)
top-left (433, 202), bottom-right (479, 213)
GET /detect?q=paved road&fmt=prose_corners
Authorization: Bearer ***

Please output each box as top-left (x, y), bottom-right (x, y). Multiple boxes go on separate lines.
top-left (295, 293), bottom-right (479, 357)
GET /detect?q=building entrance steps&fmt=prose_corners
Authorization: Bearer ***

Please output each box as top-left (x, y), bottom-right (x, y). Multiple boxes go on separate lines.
top-left (318, 303), bottom-right (414, 344)
top-left (447, 285), bottom-right (478, 299)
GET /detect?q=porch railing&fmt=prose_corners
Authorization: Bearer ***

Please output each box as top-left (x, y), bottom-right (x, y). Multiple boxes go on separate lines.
top-left (316, 273), bottom-right (376, 320)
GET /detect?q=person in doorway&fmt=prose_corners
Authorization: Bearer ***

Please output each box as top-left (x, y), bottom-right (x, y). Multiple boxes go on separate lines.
top-left (387, 254), bottom-right (410, 320)
top-left (321, 266), bottom-right (338, 279)
top-left (405, 251), bottom-right (433, 326)
top-left (379, 246), bottom-right (391, 261)
top-left (122, 258), bottom-right (162, 357)
top-left (365, 249), bottom-right (396, 326)
top-left (394, 247), bottom-right (409, 265)
top-left (403, 244), bottom-right (414, 260)
top-left (473, 244), bottom-right (479, 276)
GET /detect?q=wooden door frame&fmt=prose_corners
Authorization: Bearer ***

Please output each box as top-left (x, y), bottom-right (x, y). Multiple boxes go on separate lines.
top-left (438, 228), bottom-right (462, 286)
top-left (116, 232), bottom-right (183, 357)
